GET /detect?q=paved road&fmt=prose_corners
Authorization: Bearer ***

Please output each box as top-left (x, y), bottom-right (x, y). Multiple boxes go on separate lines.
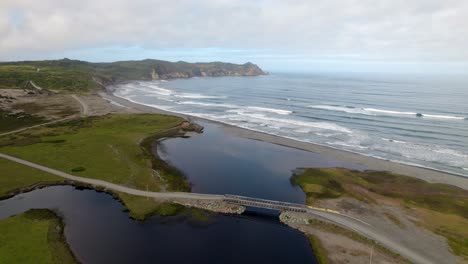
top-left (0, 153), bottom-right (222, 201)
top-left (71, 95), bottom-right (89, 117)
top-left (0, 152), bottom-right (435, 264)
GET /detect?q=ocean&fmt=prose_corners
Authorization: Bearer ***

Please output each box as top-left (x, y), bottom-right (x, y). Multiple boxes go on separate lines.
top-left (113, 72), bottom-right (468, 177)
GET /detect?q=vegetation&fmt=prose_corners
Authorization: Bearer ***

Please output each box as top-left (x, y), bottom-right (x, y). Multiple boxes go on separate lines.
top-left (0, 158), bottom-right (65, 198)
top-left (307, 234), bottom-right (330, 264)
top-left (0, 114), bottom-right (189, 192)
top-left (0, 209), bottom-right (76, 263)
top-left (117, 192), bottom-right (186, 220)
top-left (292, 168), bottom-right (468, 259)
top-left (308, 218), bottom-right (409, 263)
top-left (0, 109), bottom-right (46, 133)
top-left (0, 58), bottom-right (264, 92)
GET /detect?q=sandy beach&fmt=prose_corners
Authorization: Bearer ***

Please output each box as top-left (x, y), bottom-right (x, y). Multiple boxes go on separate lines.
top-left (101, 92), bottom-right (468, 191)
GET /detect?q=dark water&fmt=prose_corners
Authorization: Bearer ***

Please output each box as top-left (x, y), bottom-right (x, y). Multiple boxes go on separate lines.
top-left (115, 73), bottom-right (468, 176)
top-left (0, 186), bottom-right (316, 264)
top-left (1, 111), bottom-right (362, 263)
top-left (158, 121), bottom-right (365, 203)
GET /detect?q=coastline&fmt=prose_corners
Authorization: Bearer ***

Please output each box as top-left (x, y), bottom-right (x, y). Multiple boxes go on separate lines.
top-left (103, 91), bottom-right (468, 191)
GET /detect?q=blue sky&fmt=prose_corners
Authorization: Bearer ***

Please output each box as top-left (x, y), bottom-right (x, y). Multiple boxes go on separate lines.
top-left (1, 0), bottom-right (468, 74)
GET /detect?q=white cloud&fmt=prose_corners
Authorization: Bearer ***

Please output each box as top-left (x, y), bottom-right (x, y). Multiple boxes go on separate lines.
top-left (1, 0), bottom-right (468, 62)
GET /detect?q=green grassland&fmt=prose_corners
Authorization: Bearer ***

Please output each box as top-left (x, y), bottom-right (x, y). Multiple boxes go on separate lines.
top-left (0, 209), bottom-right (76, 264)
top-left (0, 113), bottom-right (204, 223)
top-left (0, 109), bottom-right (47, 133)
top-left (0, 158), bottom-right (66, 198)
top-left (0, 114), bottom-right (189, 192)
top-left (291, 168), bottom-right (468, 259)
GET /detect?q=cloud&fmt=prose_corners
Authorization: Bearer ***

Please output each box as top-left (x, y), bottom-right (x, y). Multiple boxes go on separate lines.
top-left (1, 0), bottom-right (468, 63)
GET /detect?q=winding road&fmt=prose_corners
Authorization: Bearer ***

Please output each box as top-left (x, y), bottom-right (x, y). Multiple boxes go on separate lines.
top-left (0, 94), bottom-right (88, 137)
top-left (71, 95), bottom-right (89, 117)
top-left (0, 152), bottom-right (436, 264)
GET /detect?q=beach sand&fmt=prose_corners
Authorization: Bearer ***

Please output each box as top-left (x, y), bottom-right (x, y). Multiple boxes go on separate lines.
top-left (101, 92), bottom-right (468, 191)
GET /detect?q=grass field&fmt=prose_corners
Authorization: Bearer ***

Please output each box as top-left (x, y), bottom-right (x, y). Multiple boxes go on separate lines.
top-left (0, 113), bottom-right (200, 221)
top-left (291, 168), bottom-right (468, 259)
top-left (0, 109), bottom-right (46, 133)
top-left (0, 158), bottom-right (66, 198)
top-left (0, 209), bottom-right (76, 264)
top-left (0, 114), bottom-right (186, 192)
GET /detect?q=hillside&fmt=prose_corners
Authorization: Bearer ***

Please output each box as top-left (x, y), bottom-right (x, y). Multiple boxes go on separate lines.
top-left (0, 59), bottom-right (265, 92)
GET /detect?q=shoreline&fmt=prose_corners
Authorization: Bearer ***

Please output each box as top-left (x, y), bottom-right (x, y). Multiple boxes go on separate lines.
top-left (102, 91), bottom-right (468, 191)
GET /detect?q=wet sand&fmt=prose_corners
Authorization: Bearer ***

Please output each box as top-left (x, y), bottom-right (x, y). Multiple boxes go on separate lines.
top-left (102, 92), bottom-right (468, 191)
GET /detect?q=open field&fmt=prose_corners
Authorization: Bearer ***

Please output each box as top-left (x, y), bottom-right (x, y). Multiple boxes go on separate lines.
top-left (0, 109), bottom-right (46, 133)
top-left (0, 114), bottom-right (186, 192)
top-left (0, 209), bottom-right (76, 264)
top-left (0, 158), bottom-right (66, 198)
top-left (291, 168), bottom-right (468, 261)
top-left (0, 113), bottom-right (211, 221)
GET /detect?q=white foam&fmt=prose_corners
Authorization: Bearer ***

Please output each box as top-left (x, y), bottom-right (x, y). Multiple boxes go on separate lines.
top-left (177, 101), bottom-right (237, 108)
top-left (433, 149), bottom-right (468, 158)
top-left (309, 105), bottom-right (372, 115)
top-left (140, 84), bottom-right (173, 95)
top-left (326, 141), bottom-right (368, 149)
top-left (246, 106), bottom-right (292, 115)
top-left (174, 93), bottom-right (227, 99)
top-left (381, 138), bottom-right (406, 144)
top-left (226, 112), bottom-right (352, 133)
top-left (422, 114), bottom-right (465, 120)
top-left (104, 98), bottom-right (129, 108)
top-left (363, 108), bottom-right (416, 116)
top-left (463, 168), bottom-right (468, 171)
top-left (309, 104), bottom-right (466, 120)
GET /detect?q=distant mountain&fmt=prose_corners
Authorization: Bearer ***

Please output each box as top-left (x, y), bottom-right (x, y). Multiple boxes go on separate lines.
top-left (0, 58), bottom-right (266, 92)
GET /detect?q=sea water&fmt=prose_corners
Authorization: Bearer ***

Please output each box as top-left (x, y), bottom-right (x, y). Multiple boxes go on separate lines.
top-left (114, 72), bottom-right (468, 177)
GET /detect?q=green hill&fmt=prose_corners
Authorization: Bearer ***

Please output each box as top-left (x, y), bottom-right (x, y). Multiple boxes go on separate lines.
top-left (0, 58), bottom-right (265, 92)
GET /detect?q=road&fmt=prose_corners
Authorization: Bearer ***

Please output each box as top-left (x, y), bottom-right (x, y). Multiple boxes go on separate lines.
top-left (0, 116), bottom-right (76, 137)
top-left (71, 95), bottom-right (89, 117)
top-left (0, 152), bottom-right (435, 264)
top-left (0, 153), bottom-right (222, 201)
top-left (0, 94), bottom-right (87, 137)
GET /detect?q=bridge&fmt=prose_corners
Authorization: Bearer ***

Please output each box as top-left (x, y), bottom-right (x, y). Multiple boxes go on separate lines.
top-left (0, 153), bottom-right (437, 264)
top-left (223, 194), bottom-right (307, 213)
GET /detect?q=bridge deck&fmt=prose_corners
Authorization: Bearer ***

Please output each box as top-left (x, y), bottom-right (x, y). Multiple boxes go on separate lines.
top-left (223, 194), bottom-right (307, 213)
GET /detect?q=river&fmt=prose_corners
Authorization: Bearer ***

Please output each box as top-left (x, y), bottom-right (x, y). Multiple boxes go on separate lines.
top-left (1, 120), bottom-right (364, 263)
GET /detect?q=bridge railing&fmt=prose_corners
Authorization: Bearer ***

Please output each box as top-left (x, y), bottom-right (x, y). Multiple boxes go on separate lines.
top-left (223, 194), bottom-right (308, 213)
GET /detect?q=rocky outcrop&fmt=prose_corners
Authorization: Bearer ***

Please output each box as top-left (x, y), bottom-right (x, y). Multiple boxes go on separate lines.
top-left (180, 121), bottom-right (204, 133)
top-left (148, 61), bottom-right (266, 80)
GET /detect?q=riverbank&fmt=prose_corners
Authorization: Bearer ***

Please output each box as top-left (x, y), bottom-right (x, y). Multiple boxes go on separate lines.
top-left (104, 91), bottom-right (468, 191)
top-left (0, 209), bottom-right (77, 263)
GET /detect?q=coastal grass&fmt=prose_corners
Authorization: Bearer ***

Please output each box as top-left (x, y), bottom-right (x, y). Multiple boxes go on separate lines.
top-left (291, 168), bottom-right (468, 218)
top-left (307, 234), bottom-right (330, 264)
top-left (117, 192), bottom-right (212, 221)
top-left (117, 192), bottom-right (185, 220)
top-left (0, 209), bottom-right (76, 264)
top-left (0, 109), bottom-right (46, 133)
top-left (308, 218), bottom-right (409, 263)
top-left (292, 168), bottom-right (468, 259)
top-left (0, 113), bottom-right (188, 193)
top-left (0, 158), bottom-right (66, 198)
top-left (0, 64), bottom-right (102, 92)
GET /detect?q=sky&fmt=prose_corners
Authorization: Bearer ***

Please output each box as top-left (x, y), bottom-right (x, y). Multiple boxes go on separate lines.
top-left (1, 0), bottom-right (468, 73)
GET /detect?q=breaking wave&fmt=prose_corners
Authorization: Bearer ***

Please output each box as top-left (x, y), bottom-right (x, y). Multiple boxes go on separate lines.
top-left (309, 105), bottom-right (466, 120)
